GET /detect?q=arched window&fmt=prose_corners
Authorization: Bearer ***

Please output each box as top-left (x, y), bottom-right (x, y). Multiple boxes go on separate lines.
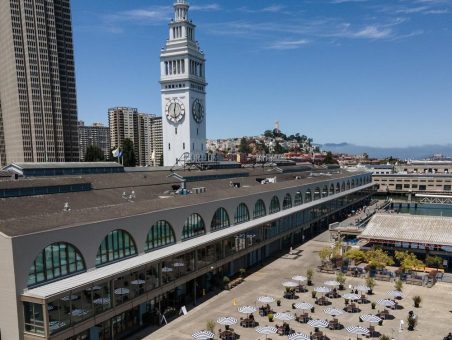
top-left (336, 183), bottom-right (340, 193)
top-left (145, 220), bottom-right (175, 251)
top-left (329, 184), bottom-right (335, 195)
top-left (96, 230), bottom-right (137, 267)
top-left (211, 208), bottom-right (230, 231)
top-left (341, 182), bottom-right (346, 191)
top-left (347, 181), bottom-right (351, 190)
top-left (314, 187), bottom-right (321, 200)
top-left (28, 242), bottom-right (85, 287)
top-left (269, 196), bottom-right (280, 214)
top-left (322, 185), bottom-right (328, 198)
top-left (351, 179), bottom-right (355, 188)
top-left (305, 189), bottom-right (312, 202)
top-left (253, 199), bottom-right (266, 219)
top-left (182, 213), bottom-right (205, 240)
top-left (294, 191), bottom-right (303, 206)
top-left (282, 193), bottom-right (292, 210)
top-left (234, 203), bottom-right (250, 224)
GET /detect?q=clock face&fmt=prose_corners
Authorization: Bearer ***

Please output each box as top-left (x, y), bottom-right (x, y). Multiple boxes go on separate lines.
top-left (165, 98), bottom-right (185, 123)
top-left (192, 99), bottom-right (204, 123)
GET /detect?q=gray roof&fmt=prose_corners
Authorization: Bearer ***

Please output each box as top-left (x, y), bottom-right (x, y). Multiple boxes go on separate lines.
top-left (359, 213), bottom-right (452, 246)
top-left (5, 162), bottom-right (123, 169)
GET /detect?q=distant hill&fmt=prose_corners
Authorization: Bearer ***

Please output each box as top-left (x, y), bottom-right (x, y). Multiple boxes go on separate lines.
top-left (321, 143), bottom-right (452, 159)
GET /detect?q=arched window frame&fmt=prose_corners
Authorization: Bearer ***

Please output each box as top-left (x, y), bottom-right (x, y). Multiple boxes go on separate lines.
top-left (314, 187), bottom-right (321, 200)
top-left (282, 193), bottom-right (292, 210)
top-left (294, 191), bottom-right (303, 206)
top-left (336, 183), bottom-right (341, 193)
top-left (96, 229), bottom-right (137, 267)
top-left (234, 203), bottom-right (250, 224)
top-left (322, 185), bottom-right (328, 198)
top-left (182, 213), bottom-right (206, 240)
top-left (253, 199), bottom-right (266, 219)
top-left (305, 189), bottom-right (312, 202)
top-left (329, 184), bottom-right (335, 195)
top-left (211, 208), bottom-right (230, 231)
top-left (145, 220), bottom-right (176, 251)
top-left (28, 242), bottom-right (85, 287)
top-left (269, 195), bottom-right (280, 214)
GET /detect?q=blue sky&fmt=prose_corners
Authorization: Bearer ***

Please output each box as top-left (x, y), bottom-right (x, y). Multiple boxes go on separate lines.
top-left (72, 0), bottom-right (452, 147)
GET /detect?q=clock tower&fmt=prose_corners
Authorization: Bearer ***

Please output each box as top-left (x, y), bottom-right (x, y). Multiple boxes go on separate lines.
top-left (161, 0), bottom-right (207, 166)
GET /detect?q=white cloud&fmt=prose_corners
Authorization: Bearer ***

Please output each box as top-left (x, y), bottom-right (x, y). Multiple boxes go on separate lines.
top-left (352, 25), bottom-right (392, 38)
top-left (190, 4), bottom-right (221, 12)
top-left (268, 39), bottom-right (309, 50)
top-left (261, 5), bottom-right (286, 13)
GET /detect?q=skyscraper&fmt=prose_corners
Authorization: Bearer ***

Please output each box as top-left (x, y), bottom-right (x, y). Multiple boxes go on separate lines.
top-left (160, 0), bottom-right (207, 166)
top-left (0, 0), bottom-right (79, 166)
top-left (78, 121), bottom-right (110, 161)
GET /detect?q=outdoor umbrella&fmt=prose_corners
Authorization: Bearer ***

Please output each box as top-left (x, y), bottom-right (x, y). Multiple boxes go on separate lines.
top-left (324, 280), bottom-right (340, 287)
top-left (131, 279), bottom-right (146, 285)
top-left (61, 294), bottom-right (79, 301)
top-left (85, 286), bottom-right (102, 292)
top-left (255, 326), bottom-right (277, 339)
top-left (282, 281), bottom-right (298, 288)
top-left (294, 302), bottom-right (313, 310)
top-left (288, 332), bottom-right (310, 340)
top-left (192, 330), bottom-right (215, 339)
top-left (346, 325), bottom-right (370, 339)
top-left (274, 312), bottom-right (295, 322)
top-left (307, 319), bottom-right (329, 329)
top-left (386, 290), bottom-right (403, 299)
top-left (161, 266), bottom-right (173, 272)
top-left (360, 314), bottom-right (382, 324)
top-left (173, 262), bottom-right (185, 267)
top-left (343, 293), bottom-right (360, 301)
top-left (376, 299), bottom-right (395, 308)
top-left (217, 316), bottom-right (237, 330)
top-left (237, 305), bottom-right (257, 314)
top-left (355, 285), bottom-right (370, 292)
top-left (114, 288), bottom-right (130, 295)
top-left (292, 275), bottom-right (307, 282)
top-left (314, 286), bottom-right (331, 294)
top-left (69, 309), bottom-right (88, 317)
top-left (257, 296), bottom-right (275, 304)
top-left (49, 321), bottom-right (66, 332)
top-left (324, 307), bottom-right (344, 317)
top-left (93, 297), bottom-right (110, 305)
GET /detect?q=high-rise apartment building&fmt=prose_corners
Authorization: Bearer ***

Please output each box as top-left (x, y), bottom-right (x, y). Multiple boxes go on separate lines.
top-left (0, 0), bottom-right (79, 166)
top-left (108, 107), bottom-right (163, 166)
top-left (78, 121), bottom-right (110, 161)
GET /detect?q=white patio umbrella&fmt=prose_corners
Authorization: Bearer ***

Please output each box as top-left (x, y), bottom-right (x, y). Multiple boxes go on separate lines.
top-left (324, 280), bottom-right (340, 287)
top-left (69, 309), bottom-right (88, 317)
top-left (282, 281), bottom-right (298, 288)
top-left (355, 285), bottom-right (370, 292)
top-left (255, 326), bottom-right (277, 339)
top-left (342, 293), bottom-right (360, 301)
top-left (346, 325), bottom-right (370, 339)
top-left (49, 321), bottom-right (66, 332)
top-left (324, 307), bottom-right (344, 317)
top-left (161, 266), bottom-right (173, 272)
top-left (131, 279), bottom-right (146, 285)
top-left (288, 332), bottom-right (310, 340)
top-left (360, 314), bottom-right (382, 324)
top-left (294, 302), bottom-right (313, 310)
top-left (93, 297), bottom-right (110, 305)
top-left (173, 262), bottom-right (185, 267)
top-left (114, 288), bottom-right (129, 295)
top-left (386, 290), bottom-right (403, 298)
top-left (217, 316), bottom-right (238, 327)
top-left (192, 330), bottom-right (215, 339)
top-left (85, 285), bottom-right (102, 292)
top-left (292, 275), bottom-right (307, 282)
top-left (237, 305), bottom-right (257, 314)
top-left (274, 312), bottom-right (295, 322)
top-left (307, 319), bottom-right (329, 329)
top-left (314, 286), bottom-right (331, 294)
top-left (376, 299), bottom-right (395, 308)
top-left (257, 296), bottom-right (275, 304)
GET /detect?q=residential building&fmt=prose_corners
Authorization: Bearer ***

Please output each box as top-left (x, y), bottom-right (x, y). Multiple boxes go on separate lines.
top-left (0, 0), bottom-right (79, 166)
top-left (78, 121), bottom-right (110, 161)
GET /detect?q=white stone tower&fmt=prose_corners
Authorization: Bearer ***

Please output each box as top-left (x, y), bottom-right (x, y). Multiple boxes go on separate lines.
top-left (161, 0), bottom-right (207, 166)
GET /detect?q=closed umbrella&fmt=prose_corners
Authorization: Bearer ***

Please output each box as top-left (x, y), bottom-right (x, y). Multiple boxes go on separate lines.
top-left (257, 296), bottom-right (275, 304)
top-left (324, 307), bottom-right (344, 317)
top-left (294, 302), bottom-right (313, 310)
top-left (192, 330), bottom-right (215, 339)
top-left (288, 332), bottom-right (310, 340)
top-left (255, 326), bottom-right (277, 339)
top-left (237, 305), bottom-right (257, 314)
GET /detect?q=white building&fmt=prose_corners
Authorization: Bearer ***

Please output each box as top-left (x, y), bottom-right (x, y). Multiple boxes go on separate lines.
top-left (161, 0), bottom-right (207, 166)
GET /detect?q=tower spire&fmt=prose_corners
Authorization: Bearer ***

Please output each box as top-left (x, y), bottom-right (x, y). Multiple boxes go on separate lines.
top-left (174, 0), bottom-right (189, 22)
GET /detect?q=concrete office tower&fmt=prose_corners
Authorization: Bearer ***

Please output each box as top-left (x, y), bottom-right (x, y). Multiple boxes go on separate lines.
top-left (161, 0), bottom-right (207, 166)
top-left (108, 107), bottom-right (163, 166)
top-left (0, 0), bottom-right (79, 166)
top-left (78, 121), bottom-right (110, 161)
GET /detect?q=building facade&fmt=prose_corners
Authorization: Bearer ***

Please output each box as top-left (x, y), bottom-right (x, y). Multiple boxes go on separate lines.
top-left (78, 121), bottom-right (110, 161)
top-left (161, 0), bottom-right (207, 166)
top-left (0, 0), bottom-right (79, 165)
top-left (0, 167), bottom-right (373, 339)
top-left (108, 107), bottom-right (163, 166)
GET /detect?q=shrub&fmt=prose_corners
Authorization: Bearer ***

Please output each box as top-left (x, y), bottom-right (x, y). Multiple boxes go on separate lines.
top-left (394, 279), bottom-right (403, 292)
top-left (239, 268), bottom-right (246, 277)
top-left (206, 320), bottom-right (215, 333)
top-left (379, 335), bottom-right (391, 340)
top-left (413, 295), bottom-right (422, 308)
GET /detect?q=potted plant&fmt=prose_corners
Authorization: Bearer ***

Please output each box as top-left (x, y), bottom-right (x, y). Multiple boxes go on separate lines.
top-left (206, 320), bottom-right (215, 333)
top-left (366, 277), bottom-right (376, 295)
top-left (337, 272), bottom-right (346, 290)
top-left (239, 268), bottom-right (246, 278)
top-left (311, 306), bottom-right (315, 313)
top-left (276, 299), bottom-right (281, 307)
top-left (223, 276), bottom-right (230, 290)
top-left (268, 312), bottom-right (274, 322)
top-left (311, 291), bottom-right (317, 299)
top-left (394, 279), bottom-right (403, 292)
top-left (307, 268), bottom-right (314, 286)
top-left (371, 302), bottom-right (376, 310)
top-left (413, 295), bottom-right (422, 308)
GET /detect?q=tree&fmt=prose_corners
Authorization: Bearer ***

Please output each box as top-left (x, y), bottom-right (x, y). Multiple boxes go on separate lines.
top-left (238, 137), bottom-right (250, 154)
top-left (365, 248), bottom-right (394, 270)
top-left (425, 255), bottom-right (443, 269)
top-left (344, 248), bottom-right (366, 264)
top-left (122, 138), bottom-right (136, 167)
top-left (264, 130), bottom-right (273, 138)
top-left (324, 151), bottom-right (337, 164)
top-left (159, 154), bottom-right (164, 166)
top-left (395, 251), bottom-right (424, 273)
top-left (273, 142), bottom-right (285, 154)
top-left (84, 145), bottom-right (105, 162)
top-left (319, 247), bottom-right (333, 265)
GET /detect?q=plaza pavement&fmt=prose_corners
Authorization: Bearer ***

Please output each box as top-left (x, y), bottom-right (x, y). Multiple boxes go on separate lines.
top-left (141, 231), bottom-right (452, 340)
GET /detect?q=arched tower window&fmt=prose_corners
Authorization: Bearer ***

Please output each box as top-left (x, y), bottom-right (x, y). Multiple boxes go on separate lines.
top-left (28, 242), bottom-right (85, 287)
top-left (234, 203), bottom-right (250, 224)
top-left (269, 196), bottom-right (280, 214)
top-left (253, 199), bottom-right (266, 219)
top-left (294, 191), bottom-right (303, 206)
top-left (211, 208), bottom-right (230, 231)
top-left (146, 220), bottom-right (176, 251)
top-left (96, 230), bottom-right (137, 267)
top-left (282, 193), bottom-right (292, 210)
top-left (182, 213), bottom-right (205, 240)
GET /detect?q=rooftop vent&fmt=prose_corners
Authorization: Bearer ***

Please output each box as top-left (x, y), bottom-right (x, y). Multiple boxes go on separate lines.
top-left (192, 187), bottom-right (207, 194)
